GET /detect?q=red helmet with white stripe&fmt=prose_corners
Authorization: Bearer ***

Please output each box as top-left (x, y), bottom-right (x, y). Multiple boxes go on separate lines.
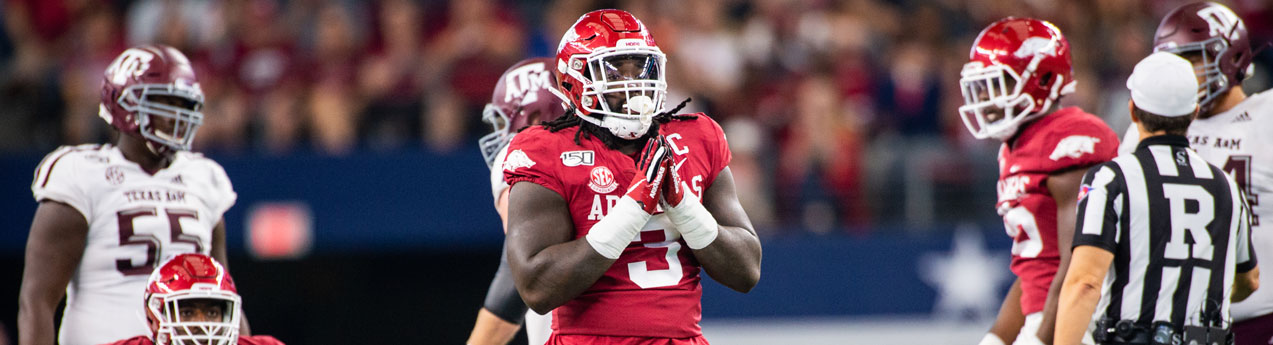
top-left (959, 17), bottom-right (1075, 140)
top-left (555, 9), bottom-right (667, 140)
top-left (145, 254), bottom-right (240, 345)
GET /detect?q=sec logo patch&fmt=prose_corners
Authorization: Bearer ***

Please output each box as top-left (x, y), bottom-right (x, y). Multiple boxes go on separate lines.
top-left (588, 166), bottom-right (618, 193)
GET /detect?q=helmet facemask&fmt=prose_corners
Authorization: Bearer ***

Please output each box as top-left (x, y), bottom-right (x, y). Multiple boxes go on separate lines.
top-left (1156, 37), bottom-right (1231, 113)
top-left (958, 55), bottom-right (1069, 141)
top-left (119, 82), bottom-right (205, 155)
top-left (479, 103), bottom-right (513, 167)
top-left (148, 289), bottom-right (240, 345)
top-left (569, 42), bottom-right (667, 140)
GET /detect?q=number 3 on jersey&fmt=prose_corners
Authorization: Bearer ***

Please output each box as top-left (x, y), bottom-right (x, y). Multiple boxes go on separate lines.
top-left (628, 229), bottom-right (684, 289)
top-left (1003, 206), bottom-right (1044, 258)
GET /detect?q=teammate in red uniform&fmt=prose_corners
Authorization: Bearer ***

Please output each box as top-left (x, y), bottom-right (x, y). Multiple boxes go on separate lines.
top-left (503, 9), bottom-right (761, 345)
top-left (468, 57), bottom-right (568, 345)
top-left (100, 253), bottom-right (282, 345)
top-left (958, 18), bottom-right (1120, 345)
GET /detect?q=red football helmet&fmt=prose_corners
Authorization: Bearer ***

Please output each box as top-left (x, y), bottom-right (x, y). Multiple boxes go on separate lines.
top-left (145, 254), bottom-right (240, 345)
top-left (480, 57), bottom-right (568, 166)
top-left (959, 17), bottom-right (1075, 140)
top-left (100, 44), bottom-right (205, 155)
top-left (555, 9), bottom-right (667, 140)
top-left (1154, 2), bottom-right (1253, 114)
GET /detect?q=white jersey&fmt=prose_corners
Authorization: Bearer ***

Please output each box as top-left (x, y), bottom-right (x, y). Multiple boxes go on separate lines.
top-left (487, 136), bottom-right (552, 344)
top-left (490, 139), bottom-right (513, 205)
top-left (1117, 91), bottom-right (1273, 321)
top-left (30, 144), bottom-right (237, 345)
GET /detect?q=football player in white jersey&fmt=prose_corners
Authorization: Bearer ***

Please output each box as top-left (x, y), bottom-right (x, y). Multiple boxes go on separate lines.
top-left (18, 45), bottom-right (243, 345)
top-left (466, 57), bottom-right (567, 345)
top-left (1116, 3), bottom-right (1273, 344)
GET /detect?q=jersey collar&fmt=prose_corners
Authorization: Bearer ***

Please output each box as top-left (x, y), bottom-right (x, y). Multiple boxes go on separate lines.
top-left (1135, 134), bottom-right (1190, 152)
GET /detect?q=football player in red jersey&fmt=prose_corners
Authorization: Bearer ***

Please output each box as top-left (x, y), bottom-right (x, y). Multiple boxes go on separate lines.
top-left (959, 18), bottom-right (1120, 345)
top-left (100, 253), bottom-right (282, 345)
top-left (502, 9), bottom-right (761, 345)
top-left (467, 57), bottom-right (568, 345)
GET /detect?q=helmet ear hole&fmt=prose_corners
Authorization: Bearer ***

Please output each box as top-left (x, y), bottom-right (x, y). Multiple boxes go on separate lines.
top-left (1038, 73), bottom-right (1053, 87)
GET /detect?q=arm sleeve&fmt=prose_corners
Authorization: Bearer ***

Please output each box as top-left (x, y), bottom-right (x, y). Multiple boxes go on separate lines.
top-left (502, 132), bottom-right (565, 198)
top-left (1072, 164), bottom-right (1123, 253)
top-left (31, 147), bottom-right (90, 218)
top-left (482, 241), bottom-right (529, 324)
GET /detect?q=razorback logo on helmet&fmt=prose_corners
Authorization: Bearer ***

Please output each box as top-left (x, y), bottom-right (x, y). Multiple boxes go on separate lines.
top-left (1049, 135), bottom-right (1101, 161)
top-left (106, 49), bottom-right (156, 85)
top-left (1198, 5), bottom-right (1243, 40)
top-left (1014, 37), bottom-right (1057, 58)
top-left (504, 149), bottom-right (536, 171)
top-left (503, 62), bottom-right (552, 106)
top-left (588, 166), bottom-right (618, 193)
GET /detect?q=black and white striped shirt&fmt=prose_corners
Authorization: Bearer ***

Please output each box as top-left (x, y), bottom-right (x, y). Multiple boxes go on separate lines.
top-left (1074, 135), bottom-right (1257, 328)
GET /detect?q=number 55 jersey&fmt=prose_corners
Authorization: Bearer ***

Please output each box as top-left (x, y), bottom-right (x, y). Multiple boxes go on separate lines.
top-left (996, 107), bottom-right (1118, 315)
top-left (503, 113), bottom-right (731, 338)
top-left (30, 144), bottom-right (236, 345)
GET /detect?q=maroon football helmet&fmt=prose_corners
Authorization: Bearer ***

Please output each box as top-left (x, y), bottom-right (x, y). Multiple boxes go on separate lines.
top-left (480, 57), bottom-right (568, 166)
top-left (99, 45), bottom-right (205, 155)
top-left (145, 254), bottom-right (240, 345)
top-left (1154, 2), bottom-right (1253, 114)
top-left (959, 17), bottom-right (1075, 140)
top-left (555, 9), bottom-right (667, 140)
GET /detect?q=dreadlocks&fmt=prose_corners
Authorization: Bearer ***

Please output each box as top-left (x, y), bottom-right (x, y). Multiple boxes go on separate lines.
top-left (540, 98), bottom-right (697, 150)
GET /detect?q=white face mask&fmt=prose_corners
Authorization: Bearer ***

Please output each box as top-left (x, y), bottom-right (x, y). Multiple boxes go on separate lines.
top-left (566, 43), bottom-right (667, 140)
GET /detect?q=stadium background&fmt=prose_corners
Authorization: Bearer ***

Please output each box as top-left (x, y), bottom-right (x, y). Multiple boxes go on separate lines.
top-left (0, 0), bottom-right (1269, 343)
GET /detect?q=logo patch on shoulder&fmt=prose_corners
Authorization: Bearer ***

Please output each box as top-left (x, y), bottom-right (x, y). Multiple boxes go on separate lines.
top-left (588, 166), bottom-right (618, 193)
top-left (1077, 184), bottom-right (1093, 202)
top-left (1049, 135), bottom-right (1101, 161)
top-left (504, 150), bottom-right (536, 171)
top-left (105, 166), bottom-right (125, 185)
top-left (560, 150), bottom-right (595, 167)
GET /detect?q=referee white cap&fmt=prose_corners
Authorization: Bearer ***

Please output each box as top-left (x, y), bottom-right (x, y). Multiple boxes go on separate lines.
top-left (1127, 52), bottom-right (1200, 117)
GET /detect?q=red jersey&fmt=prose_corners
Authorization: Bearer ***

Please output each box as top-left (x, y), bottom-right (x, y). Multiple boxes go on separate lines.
top-left (504, 113), bottom-right (732, 338)
top-left (996, 107), bottom-right (1118, 314)
top-left (100, 335), bottom-right (284, 345)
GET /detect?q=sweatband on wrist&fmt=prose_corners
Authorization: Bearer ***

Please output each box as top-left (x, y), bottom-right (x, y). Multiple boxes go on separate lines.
top-left (585, 196), bottom-right (650, 259)
top-left (665, 188), bottom-right (719, 250)
top-left (978, 334), bottom-right (1006, 345)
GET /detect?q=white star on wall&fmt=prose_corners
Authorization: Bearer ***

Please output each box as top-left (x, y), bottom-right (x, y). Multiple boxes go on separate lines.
top-left (919, 225), bottom-right (1013, 321)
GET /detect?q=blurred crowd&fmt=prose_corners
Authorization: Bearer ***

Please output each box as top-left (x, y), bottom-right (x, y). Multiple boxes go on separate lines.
top-left (2, 0), bottom-right (1271, 233)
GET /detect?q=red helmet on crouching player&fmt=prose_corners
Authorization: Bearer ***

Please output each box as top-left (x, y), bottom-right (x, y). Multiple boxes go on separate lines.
top-left (102, 254), bottom-right (284, 345)
top-left (959, 17), bottom-right (1074, 141)
top-left (99, 44), bottom-right (205, 156)
top-left (479, 57), bottom-right (569, 167)
top-left (144, 254), bottom-right (241, 345)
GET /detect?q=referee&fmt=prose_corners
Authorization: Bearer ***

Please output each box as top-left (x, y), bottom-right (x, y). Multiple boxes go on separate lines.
top-left (1055, 52), bottom-right (1260, 345)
